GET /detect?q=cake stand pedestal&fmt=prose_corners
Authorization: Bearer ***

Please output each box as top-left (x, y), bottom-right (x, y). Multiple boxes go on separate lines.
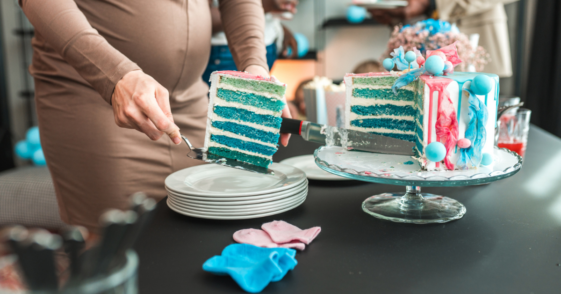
top-left (313, 146), bottom-right (522, 224)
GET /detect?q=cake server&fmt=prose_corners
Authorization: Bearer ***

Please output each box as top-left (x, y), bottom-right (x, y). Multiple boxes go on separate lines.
top-left (280, 118), bottom-right (416, 156)
top-left (180, 134), bottom-right (275, 175)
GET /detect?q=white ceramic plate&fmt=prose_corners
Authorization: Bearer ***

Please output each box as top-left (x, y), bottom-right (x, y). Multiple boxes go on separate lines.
top-left (165, 163), bottom-right (306, 197)
top-left (167, 194), bottom-right (306, 220)
top-left (168, 191), bottom-right (306, 214)
top-left (166, 183), bottom-right (308, 206)
top-left (280, 155), bottom-right (350, 181)
top-left (351, 0), bottom-right (407, 9)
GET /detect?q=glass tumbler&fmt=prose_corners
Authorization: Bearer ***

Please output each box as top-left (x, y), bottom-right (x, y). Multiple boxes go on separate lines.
top-left (497, 108), bottom-right (531, 157)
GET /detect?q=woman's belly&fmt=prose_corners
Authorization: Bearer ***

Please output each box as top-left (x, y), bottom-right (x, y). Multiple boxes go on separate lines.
top-left (75, 0), bottom-right (212, 101)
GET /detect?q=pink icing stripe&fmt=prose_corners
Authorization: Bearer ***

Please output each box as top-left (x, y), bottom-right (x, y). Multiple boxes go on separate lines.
top-left (214, 70), bottom-right (278, 83)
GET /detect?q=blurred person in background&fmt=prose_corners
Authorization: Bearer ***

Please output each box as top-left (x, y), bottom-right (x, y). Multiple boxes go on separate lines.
top-left (203, 0), bottom-right (300, 86)
top-left (368, 0), bottom-right (515, 77)
top-left (288, 78), bottom-right (311, 120)
top-left (352, 60), bottom-right (384, 74)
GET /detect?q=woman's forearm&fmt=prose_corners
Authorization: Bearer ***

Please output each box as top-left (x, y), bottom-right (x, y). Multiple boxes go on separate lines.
top-left (19, 0), bottom-right (140, 104)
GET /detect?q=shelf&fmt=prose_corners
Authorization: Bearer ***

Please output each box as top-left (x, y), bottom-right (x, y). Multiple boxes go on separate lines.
top-left (277, 50), bottom-right (317, 60)
top-left (321, 18), bottom-right (382, 29)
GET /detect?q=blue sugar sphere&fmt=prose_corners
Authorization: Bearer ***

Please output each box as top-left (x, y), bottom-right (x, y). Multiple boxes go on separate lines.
top-left (293, 33), bottom-right (309, 58)
top-left (470, 75), bottom-right (493, 95)
top-left (32, 148), bottom-right (46, 166)
top-left (15, 140), bottom-right (34, 160)
top-left (426, 142), bottom-right (446, 162)
top-left (26, 126), bottom-right (40, 146)
top-left (405, 51), bottom-right (417, 63)
top-left (347, 6), bottom-right (366, 24)
top-left (481, 153), bottom-right (493, 166)
top-left (383, 58), bottom-right (394, 71)
top-left (425, 55), bottom-right (445, 75)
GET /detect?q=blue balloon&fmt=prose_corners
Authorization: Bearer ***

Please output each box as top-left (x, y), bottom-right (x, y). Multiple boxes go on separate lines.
top-left (382, 58), bottom-right (394, 71)
top-left (470, 75), bottom-right (493, 95)
top-left (15, 140), bottom-right (34, 160)
top-left (405, 51), bottom-right (417, 63)
top-left (425, 55), bottom-right (444, 75)
top-left (26, 126), bottom-right (40, 147)
top-left (32, 148), bottom-right (47, 166)
top-left (426, 142), bottom-right (446, 162)
top-left (481, 153), bottom-right (493, 166)
top-left (347, 6), bottom-right (366, 24)
top-left (293, 33), bottom-right (309, 58)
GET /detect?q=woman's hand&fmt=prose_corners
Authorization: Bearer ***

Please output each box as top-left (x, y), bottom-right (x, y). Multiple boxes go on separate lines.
top-left (245, 65), bottom-right (292, 147)
top-left (262, 0), bottom-right (298, 13)
top-left (111, 70), bottom-right (181, 144)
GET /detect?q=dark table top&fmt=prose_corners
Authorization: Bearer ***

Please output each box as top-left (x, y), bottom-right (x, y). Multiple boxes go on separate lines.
top-left (135, 126), bottom-right (561, 294)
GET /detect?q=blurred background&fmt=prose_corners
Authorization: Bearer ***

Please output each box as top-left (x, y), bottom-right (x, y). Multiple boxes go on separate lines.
top-left (0, 0), bottom-right (548, 172)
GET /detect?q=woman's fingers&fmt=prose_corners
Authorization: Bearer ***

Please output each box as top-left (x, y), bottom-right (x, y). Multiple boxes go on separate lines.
top-left (136, 92), bottom-right (181, 145)
top-left (124, 106), bottom-right (163, 141)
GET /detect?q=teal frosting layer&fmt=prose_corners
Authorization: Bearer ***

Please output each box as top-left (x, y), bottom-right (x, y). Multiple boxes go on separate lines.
top-left (216, 88), bottom-right (285, 112)
top-left (369, 131), bottom-right (416, 142)
top-left (210, 135), bottom-right (277, 156)
top-left (351, 104), bottom-right (416, 117)
top-left (351, 118), bottom-right (415, 131)
top-left (211, 121), bottom-right (280, 144)
top-left (352, 88), bottom-right (415, 101)
top-left (214, 106), bottom-right (282, 129)
top-left (208, 147), bottom-right (272, 168)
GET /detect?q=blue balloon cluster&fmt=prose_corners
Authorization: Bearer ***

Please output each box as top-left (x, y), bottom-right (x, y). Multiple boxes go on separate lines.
top-left (286, 33), bottom-right (309, 58)
top-left (15, 126), bottom-right (46, 166)
top-left (347, 5), bottom-right (366, 24)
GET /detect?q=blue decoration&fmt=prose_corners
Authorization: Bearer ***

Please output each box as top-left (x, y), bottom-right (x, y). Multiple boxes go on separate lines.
top-left (203, 244), bottom-right (297, 293)
top-left (392, 67), bottom-right (426, 95)
top-left (481, 153), bottom-right (493, 166)
top-left (26, 126), bottom-right (40, 148)
top-left (15, 140), bottom-right (34, 160)
top-left (292, 33), bottom-right (309, 58)
top-left (403, 161), bottom-right (414, 165)
top-left (383, 58), bottom-right (394, 71)
top-left (32, 148), bottom-right (46, 166)
top-left (405, 51), bottom-right (417, 63)
top-left (470, 75), bottom-right (493, 95)
top-left (426, 142), bottom-right (446, 162)
top-left (425, 55), bottom-right (445, 75)
top-left (346, 6), bottom-right (366, 24)
top-left (390, 47), bottom-right (409, 71)
top-left (401, 19), bottom-right (454, 36)
top-left (457, 88), bottom-right (489, 168)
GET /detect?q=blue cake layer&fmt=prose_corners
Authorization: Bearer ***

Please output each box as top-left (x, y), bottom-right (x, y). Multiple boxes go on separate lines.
top-left (351, 104), bottom-right (416, 117)
top-left (208, 147), bottom-right (272, 168)
top-left (214, 106), bottom-right (282, 129)
top-left (351, 118), bottom-right (415, 131)
top-left (216, 88), bottom-right (285, 112)
top-left (211, 121), bottom-right (280, 145)
top-left (352, 88), bottom-right (415, 101)
top-left (369, 132), bottom-right (416, 142)
top-left (210, 135), bottom-right (277, 156)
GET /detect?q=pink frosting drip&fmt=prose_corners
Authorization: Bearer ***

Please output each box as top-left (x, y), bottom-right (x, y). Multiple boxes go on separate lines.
top-left (426, 43), bottom-right (462, 67)
top-left (421, 76), bottom-right (459, 170)
top-left (214, 70), bottom-right (281, 84)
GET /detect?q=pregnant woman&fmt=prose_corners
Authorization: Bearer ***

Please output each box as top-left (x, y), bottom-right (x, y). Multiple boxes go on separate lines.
top-left (20, 0), bottom-right (290, 232)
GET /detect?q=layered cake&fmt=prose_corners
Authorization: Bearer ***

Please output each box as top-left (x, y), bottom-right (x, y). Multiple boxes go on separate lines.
top-left (205, 71), bottom-right (286, 168)
top-left (345, 46), bottom-right (499, 171)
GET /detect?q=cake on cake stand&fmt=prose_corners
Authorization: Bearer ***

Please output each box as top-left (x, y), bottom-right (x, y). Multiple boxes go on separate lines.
top-left (313, 146), bottom-right (522, 224)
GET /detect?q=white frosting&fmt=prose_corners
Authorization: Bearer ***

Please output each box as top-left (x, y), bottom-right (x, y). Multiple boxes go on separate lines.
top-left (349, 97), bottom-right (415, 107)
top-left (349, 113), bottom-right (415, 121)
top-left (211, 115), bottom-right (279, 136)
top-left (212, 97), bottom-right (281, 117)
top-left (208, 126), bottom-right (277, 148)
top-left (348, 126), bottom-right (415, 135)
top-left (207, 142), bottom-right (270, 159)
top-left (217, 83), bottom-right (283, 101)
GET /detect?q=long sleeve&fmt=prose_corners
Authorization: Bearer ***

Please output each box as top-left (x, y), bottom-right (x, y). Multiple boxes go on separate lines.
top-left (437, 0), bottom-right (518, 21)
top-left (19, 0), bottom-right (141, 104)
top-left (218, 0), bottom-right (268, 72)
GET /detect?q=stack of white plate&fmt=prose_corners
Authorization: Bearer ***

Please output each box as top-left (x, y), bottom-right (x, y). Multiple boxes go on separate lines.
top-left (165, 163), bottom-right (308, 220)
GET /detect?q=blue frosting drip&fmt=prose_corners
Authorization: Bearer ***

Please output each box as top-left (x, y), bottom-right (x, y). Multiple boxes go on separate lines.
top-left (210, 135), bottom-right (277, 156)
top-left (212, 121), bottom-right (280, 144)
top-left (351, 118), bottom-right (415, 131)
top-left (457, 88), bottom-right (488, 168)
top-left (214, 106), bottom-right (282, 129)
top-left (351, 104), bottom-right (416, 117)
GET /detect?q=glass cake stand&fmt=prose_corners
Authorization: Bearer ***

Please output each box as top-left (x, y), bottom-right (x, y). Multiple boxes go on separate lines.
top-left (313, 146), bottom-right (523, 224)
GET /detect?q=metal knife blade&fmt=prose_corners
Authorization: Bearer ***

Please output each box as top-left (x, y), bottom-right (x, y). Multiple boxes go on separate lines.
top-left (300, 121), bottom-right (415, 156)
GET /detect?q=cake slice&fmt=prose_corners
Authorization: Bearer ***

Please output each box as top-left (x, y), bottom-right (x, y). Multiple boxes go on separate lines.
top-left (205, 71), bottom-right (286, 168)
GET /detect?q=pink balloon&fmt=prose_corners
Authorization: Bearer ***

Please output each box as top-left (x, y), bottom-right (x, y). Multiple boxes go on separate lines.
top-left (416, 56), bottom-right (425, 66)
top-left (457, 138), bottom-right (471, 149)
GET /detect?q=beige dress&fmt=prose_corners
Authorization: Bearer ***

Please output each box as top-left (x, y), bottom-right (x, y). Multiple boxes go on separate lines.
top-left (437, 0), bottom-right (518, 78)
top-left (19, 0), bottom-right (269, 232)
